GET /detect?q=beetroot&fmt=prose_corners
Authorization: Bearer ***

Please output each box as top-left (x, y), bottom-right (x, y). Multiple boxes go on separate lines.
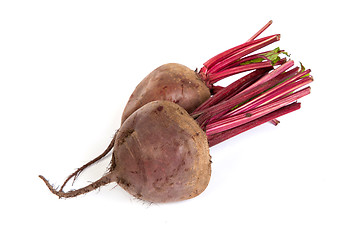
top-left (121, 63), bottom-right (210, 124)
top-left (39, 21), bottom-right (313, 203)
top-left (40, 101), bottom-right (211, 202)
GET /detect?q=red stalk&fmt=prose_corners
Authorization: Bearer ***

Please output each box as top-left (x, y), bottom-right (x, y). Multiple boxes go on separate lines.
top-left (222, 48), bottom-right (287, 73)
top-left (206, 87), bottom-right (311, 135)
top-left (221, 53), bottom-right (268, 71)
top-left (207, 35), bottom-right (280, 74)
top-left (189, 22), bottom-right (313, 147)
top-left (207, 102), bottom-right (301, 147)
top-left (194, 62), bottom-right (294, 126)
top-left (226, 72), bottom-right (312, 118)
top-left (216, 64), bottom-right (298, 107)
top-left (195, 75), bottom-right (284, 128)
top-left (247, 20), bottom-right (273, 42)
top-left (203, 20), bottom-right (273, 71)
top-left (207, 65), bottom-right (301, 126)
top-left (202, 34), bottom-right (279, 72)
top-left (243, 60), bottom-right (294, 92)
top-left (193, 68), bottom-right (271, 114)
top-left (206, 61), bottom-right (273, 84)
top-left (245, 76), bottom-right (312, 110)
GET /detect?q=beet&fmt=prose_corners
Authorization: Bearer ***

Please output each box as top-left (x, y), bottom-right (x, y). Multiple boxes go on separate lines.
top-left (121, 63), bottom-right (210, 124)
top-left (40, 101), bottom-right (211, 203)
top-left (40, 60), bottom-right (312, 203)
top-left (39, 21), bottom-right (313, 203)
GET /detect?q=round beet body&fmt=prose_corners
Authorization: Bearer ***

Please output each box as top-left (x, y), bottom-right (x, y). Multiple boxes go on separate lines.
top-left (121, 63), bottom-right (210, 124)
top-left (114, 101), bottom-right (211, 202)
top-left (40, 101), bottom-right (212, 203)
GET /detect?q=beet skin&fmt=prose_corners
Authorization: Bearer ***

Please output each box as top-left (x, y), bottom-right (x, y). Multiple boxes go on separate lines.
top-left (121, 63), bottom-right (210, 124)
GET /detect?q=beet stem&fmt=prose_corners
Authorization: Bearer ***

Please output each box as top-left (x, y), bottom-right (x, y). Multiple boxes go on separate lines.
top-left (207, 102), bottom-right (301, 147)
top-left (192, 68), bottom-right (271, 114)
top-left (206, 87), bottom-right (311, 135)
top-left (247, 20), bottom-right (273, 42)
top-left (243, 60), bottom-right (294, 92)
top-left (207, 35), bottom-right (280, 75)
top-left (194, 63), bottom-right (293, 126)
top-left (202, 34), bottom-right (279, 71)
top-left (194, 60), bottom-right (313, 144)
top-left (207, 61), bottom-right (273, 84)
top-left (226, 74), bottom-right (312, 118)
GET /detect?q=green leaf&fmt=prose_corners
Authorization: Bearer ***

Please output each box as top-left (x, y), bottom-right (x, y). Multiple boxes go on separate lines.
top-left (238, 48), bottom-right (291, 67)
top-left (239, 58), bottom-right (264, 65)
top-left (299, 62), bottom-right (310, 78)
top-left (263, 47), bottom-right (290, 65)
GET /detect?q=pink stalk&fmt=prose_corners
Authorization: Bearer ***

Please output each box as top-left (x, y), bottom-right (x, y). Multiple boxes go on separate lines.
top-left (194, 61), bottom-right (295, 123)
top-left (194, 72), bottom-right (289, 127)
top-left (207, 35), bottom-right (280, 74)
top-left (216, 49), bottom-right (274, 71)
top-left (189, 22), bottom-right (313, 147)
top-left (206, 87), bottom-right (311, 135)
top-left (243, 60), bottom-right (294, 92)
top-left (220, 65), bottom-right (300, 104)
top-left (226, 69), bottom-right (312, 117)
top-left (247, 20), bottom-right (273, 42)
top-left (208, 66), bottom-right (301, 126)
top-left (207, 61), bottom-right (273, 84)
top-left (207, 102), bottom-right (301, 147)
top-left (193, 68), bottom-right (271, 114)
top-left (202, 34), bottom-right (279, 72)
top-left (245, 76), bottom-right (312, 110)
top-left (203, 20), bottom-right (273, 71)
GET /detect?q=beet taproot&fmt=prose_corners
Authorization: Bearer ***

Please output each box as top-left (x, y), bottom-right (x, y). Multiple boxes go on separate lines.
top-left (40, 101), bottom-right (211, 202)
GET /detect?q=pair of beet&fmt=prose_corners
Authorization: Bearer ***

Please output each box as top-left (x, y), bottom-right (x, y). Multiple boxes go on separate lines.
top-left (40, 21), bottom-right (312, 203)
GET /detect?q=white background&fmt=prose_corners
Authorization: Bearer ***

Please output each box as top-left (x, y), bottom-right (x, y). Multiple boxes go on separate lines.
top-left (1, 0), bottom-right (359, 239)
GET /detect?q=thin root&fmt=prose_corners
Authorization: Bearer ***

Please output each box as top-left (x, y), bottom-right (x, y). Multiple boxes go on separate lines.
top-left (39, 174), bottom-right (114, 199)
top-left (59, 133), bottom-right (117, 191)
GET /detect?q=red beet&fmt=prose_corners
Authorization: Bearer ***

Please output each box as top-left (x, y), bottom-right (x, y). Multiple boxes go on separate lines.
top-left (39, 21), bottom-right (313, 203)
top-left (121, 63), bottom-right (211, 124)
top-left (40, 101), bottom-right (211, 202)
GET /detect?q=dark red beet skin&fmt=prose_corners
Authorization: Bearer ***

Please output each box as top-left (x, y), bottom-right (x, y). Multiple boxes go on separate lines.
top-left (114, 101), bottom-right (211, 202)
top-left (121, 63), bottom-right (211, 124)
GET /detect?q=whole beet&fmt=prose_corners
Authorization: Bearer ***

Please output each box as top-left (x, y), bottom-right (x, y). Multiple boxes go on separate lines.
top-left (121, 63), bottom-right (210, 124)
top-left (40, 101), bottom-right (212, 202)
